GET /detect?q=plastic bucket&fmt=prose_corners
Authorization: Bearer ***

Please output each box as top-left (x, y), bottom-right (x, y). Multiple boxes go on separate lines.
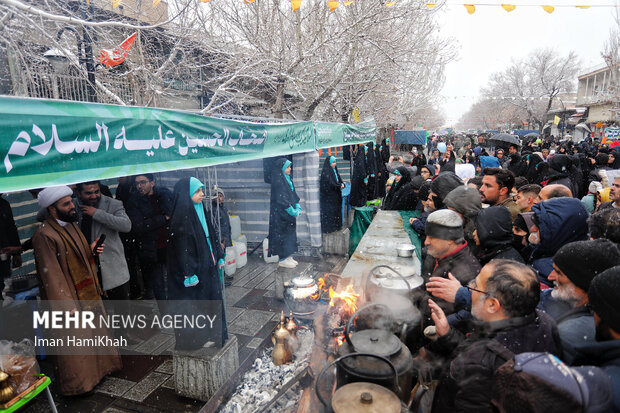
top-left (230, 215), bottom-right (241, 241)
top-left (234, 242), bottom-right (247, 268)
top-left (225, 246), bottom-right (237, 276)
top-left (235, 234), bottom-right (247, 246)
top-left (263, 238), bottom-right (279, 263)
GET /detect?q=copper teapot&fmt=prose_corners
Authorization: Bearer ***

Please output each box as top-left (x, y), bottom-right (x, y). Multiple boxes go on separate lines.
top-left (273, 312), bottom-right (293, 365)
top-left (0, 371), bottom-right (16, 403)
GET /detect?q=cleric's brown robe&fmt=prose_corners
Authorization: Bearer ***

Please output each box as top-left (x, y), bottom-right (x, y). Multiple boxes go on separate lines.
top-left (32, 218), bottom-right (122, 396)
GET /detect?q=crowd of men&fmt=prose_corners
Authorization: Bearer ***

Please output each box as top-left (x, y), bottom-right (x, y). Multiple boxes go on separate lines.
top-left (361, 134), bottom-right (620, 412)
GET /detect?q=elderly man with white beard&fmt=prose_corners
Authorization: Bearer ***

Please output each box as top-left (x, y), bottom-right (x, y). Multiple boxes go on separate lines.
top-left (540, 239), bottom-right (620, 364)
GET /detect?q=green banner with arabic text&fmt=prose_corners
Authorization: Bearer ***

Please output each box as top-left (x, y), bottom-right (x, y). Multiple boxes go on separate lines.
top-left (314, 121), bottom-right (376, 149)
top-left (0, 97), bottom-right (316, 192)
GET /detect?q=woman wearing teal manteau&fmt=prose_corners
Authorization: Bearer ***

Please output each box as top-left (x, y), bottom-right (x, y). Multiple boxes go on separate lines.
top-left (268, 158), bottom-right (301, 268)
top-left (167, 177), bottom-right (228, 349)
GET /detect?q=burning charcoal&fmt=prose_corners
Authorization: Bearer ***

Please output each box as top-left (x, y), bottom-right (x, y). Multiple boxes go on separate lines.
top-left (220, 330), bottom-right (314, 412)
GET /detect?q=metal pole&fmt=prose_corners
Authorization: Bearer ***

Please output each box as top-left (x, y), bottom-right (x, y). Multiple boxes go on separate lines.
top-left (80, 0), bottom-right (97, 102)
top-left (56, 24), bottom-right (96, 102)
top-left (214, 166), bottom-right (221, 244)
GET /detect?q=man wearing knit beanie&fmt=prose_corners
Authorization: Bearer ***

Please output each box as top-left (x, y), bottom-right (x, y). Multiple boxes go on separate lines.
top-left (571, 266), bottom-right (620, 412)
top-left (421, 209), bottom-right (481, 316)
top-left (543, 239), bottom-right (620, 363)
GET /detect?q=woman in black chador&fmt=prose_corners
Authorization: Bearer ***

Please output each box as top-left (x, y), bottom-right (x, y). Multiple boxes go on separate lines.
top-left (383, 167), bottom-right (418, 211)
top-left (375, 143), bottom-right (388, 198)
top-left (167, 177), bottom-right (228, 349)
top-left (365, 141), bottom-right (378, 200)
top-left (320, 155), bottom-right (345, 233)
top-left (268, 158), bottom-right (301, 268)
top-left (350, 144), bottom-right (368, 207)
top-left (381, 138), bottom-right (390, 164)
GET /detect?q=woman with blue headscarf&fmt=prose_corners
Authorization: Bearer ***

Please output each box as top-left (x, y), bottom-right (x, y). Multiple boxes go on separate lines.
top-left (320, 155), bottom-right (345, 233)
top-left (167, 177), bottom-right (228, 349)
top-left (268, 158), bottom-right (301, 268)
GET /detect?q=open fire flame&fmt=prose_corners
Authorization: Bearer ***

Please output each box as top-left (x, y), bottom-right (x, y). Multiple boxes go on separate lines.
top-left (328, 285), bottom-right (359, 315)
top-left (309, 277), bottom-right (327, 301)
top-left (312, 276), bottom-right (359, 348)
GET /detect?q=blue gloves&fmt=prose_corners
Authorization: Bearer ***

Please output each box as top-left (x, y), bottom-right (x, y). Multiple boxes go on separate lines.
top-left (184, 274), bottom-right (199, 288)
top-left (217, 259), bottom-right (225, 283)
top-left (364, 178), bottom-right (368, 184)
top-left (370, 174), bottom-right (375, 178)
top-left (286, 206), bottom-right (300, 217)
top-left (295, 203), bottom-right (302, 212)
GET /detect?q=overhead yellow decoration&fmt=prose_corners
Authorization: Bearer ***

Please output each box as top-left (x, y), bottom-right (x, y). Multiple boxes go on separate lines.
top-left (200, 0), bottom-right (210, 3)
top-left (386, 1), bottom-right (397, 6)
top-left (244, 0), bottom-right (256, 3)
top-left (292, 0), bottom-right (301, 11)
top-left (426, 3), bottom-right (437, 9)
top-left (329, 0), bottom-right (339, 12)
top-left (111, 0), bottom-right (121, 8)
top-left (576, 5), bottom-right (590, 8)
top-left (501, 4), bottom-right (516, 12)
top-left (542, 5), bottom-right (554, 13)
top-left (153, 0), bottom-right (161, 6)
top-left (353, 107), bottom-right (360, 123)
top-left (554, 115), bottom-right (561, 125)
top-left (464, 4), bottom-right (475, 14)
top-left (344, 0), bottom-right (354, 4)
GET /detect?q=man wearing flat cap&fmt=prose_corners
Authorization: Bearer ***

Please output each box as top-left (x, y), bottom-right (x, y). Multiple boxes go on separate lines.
top-left (543, 239), bottom-right (620, 363)
top-left (32, 186), bottom-right (121, 395)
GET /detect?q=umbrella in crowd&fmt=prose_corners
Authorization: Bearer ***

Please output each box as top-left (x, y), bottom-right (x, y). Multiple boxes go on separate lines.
top-left (489, 133), bottom-right (521, 147)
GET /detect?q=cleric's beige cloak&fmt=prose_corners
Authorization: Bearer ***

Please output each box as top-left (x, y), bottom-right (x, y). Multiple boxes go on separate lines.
top-left (33, 218), bottom-right (122, 396)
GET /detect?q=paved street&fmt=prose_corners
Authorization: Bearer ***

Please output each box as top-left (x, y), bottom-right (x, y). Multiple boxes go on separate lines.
top-left (20, 253), bottom-right (345, 413)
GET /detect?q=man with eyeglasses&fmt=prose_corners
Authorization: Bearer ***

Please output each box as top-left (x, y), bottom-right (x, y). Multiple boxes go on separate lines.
top-left (425, 260), bottom-right (562, 412)
top-left (126, 174), bottom-right (173, 302)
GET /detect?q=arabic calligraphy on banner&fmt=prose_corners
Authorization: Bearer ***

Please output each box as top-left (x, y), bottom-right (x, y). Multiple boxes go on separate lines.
top-left (605, 128), bottom-right (620, 139)
top-left (0, 97), bottom-right (315, 192)
top-left (314, 121), bottom-right (376, 149)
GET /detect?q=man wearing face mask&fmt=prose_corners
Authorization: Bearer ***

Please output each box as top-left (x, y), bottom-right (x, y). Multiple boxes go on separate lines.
top-left (528, 198), bottom-right (589, 287)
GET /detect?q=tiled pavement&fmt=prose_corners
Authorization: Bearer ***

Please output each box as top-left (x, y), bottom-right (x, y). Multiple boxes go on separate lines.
top-left (20, 253), bottom-right (345, 413)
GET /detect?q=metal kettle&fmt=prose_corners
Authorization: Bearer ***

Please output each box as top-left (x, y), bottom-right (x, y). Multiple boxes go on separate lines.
top-left (315, 353), bottom-right (403, 413)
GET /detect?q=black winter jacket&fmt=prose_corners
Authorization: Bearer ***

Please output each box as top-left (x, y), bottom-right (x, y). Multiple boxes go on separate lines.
top-left (126, 186), bottom-right (173, 259)
top-left (430, 310), bottom-right (563, 413)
